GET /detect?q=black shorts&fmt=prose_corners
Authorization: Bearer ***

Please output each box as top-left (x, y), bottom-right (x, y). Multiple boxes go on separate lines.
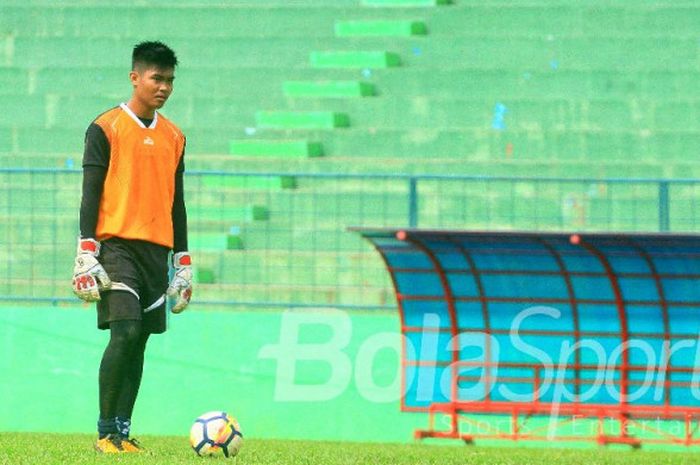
top-left (96, 237), bottom-right (170, 334)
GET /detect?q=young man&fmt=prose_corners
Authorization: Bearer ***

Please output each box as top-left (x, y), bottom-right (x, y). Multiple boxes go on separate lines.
top-left (72, 41), bottom-right (193, 453)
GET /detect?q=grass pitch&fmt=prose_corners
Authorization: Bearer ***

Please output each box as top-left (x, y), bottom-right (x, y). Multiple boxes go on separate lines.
top-left (1, 433), bottom-right (698, 465)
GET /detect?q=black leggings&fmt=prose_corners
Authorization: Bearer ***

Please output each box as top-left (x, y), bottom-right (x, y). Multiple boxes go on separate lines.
top-left (99, 319), bottom-right (150, 420)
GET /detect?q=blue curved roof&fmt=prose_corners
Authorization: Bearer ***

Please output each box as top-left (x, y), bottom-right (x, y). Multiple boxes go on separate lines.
top-left (355, 229), bottom-right (700, 415)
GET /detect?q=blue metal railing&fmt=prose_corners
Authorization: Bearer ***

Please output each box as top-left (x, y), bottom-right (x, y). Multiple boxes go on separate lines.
top-left (1, 168), bottom-right (699, 309)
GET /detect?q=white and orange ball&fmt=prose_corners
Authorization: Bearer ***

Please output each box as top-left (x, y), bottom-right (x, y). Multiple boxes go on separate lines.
top-left (189, 411), bottom-right (243, 458)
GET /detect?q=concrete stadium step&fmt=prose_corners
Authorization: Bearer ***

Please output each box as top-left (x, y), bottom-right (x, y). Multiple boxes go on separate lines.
top-left (283, 81), bottom-right (376, 98)
top-left (3, 5), bottom-right (700, 40)
top-left (0, 68), bottom-right (27, 95)
top-left (4, 220), bottom-right (77, 246)
top-left (0, 172), bottom-right (79, 192)
top-left (425, 5), bottom-right (700, 38)
top-left (0, 129), bottom-right (11, 153)
top-left (335, 20), bottom-right (427, 37)
top-left (310, 51), bottom-right (402, 69)
top-left (5, 120), bottom-right (700, 169)
top-left (20, 66), bottom-right (700, 100)
top-left (7, 37), bottom-right (378, 69)
top-left (1, 279), bottom-right (70, 300)
top-left (2, 127), bottom-right (236, 154)
top-left (361, 0), bottom-right (450, 6)
top-left (191, 282), bottom-right (391, 308)
top-left (255, 111), bottom-right (351, 130)
top-left (248, 96), bottom-right (700, 132)
top-left (0, 153), bottom-right (79, 169)
top-left (0, 0), bottom-right (360, 7)
top-left (179, 155), bottom-right (700, 180)
top-left (3, 36), bottom-right (437, 69)
top-left (1, 244), bottom-right (74, 269)
top-left (189, 232), bottom-right (243, 252)
top-left (7, 128), bottom-right (85, 153)
top-left (23, 92), bottom-right (700, 133)
top-left (230, 140), bottom-right (323, 158)
top-left (0, 96), bottom-right (46, 127)
top-left (200, 174), bottom-right (297, 190)
top-left (245, 124), bottom-right (700, 156)
top-left (29, 67), bottom-right (377, 98)
top-left (186, 182), bottom-right (656, 237)
top-left (232, 226), bottom-right (375, 253)
top-left (193, 195), bottom-right (629, 253)
top-left (0, 94), bottom-right (260, 131)
top-left (588, 197), bottom-right (662, 230)
top-left (0, 6), bottom-right (341, 39)
top-left (190, 126), bottom-right (700, 161)
top-left (188, 205), bottom-right (270, 222)
top-left (4, 150), bottom-right (699, 180)
top-left (359, 37), bottom-right (697, 71)
top-left (0, 182), bottom-right (680, 263)
top-left (363, 69), bottom-right (700, 100)
top-left (195, 250), bottom-right (376, 271)
top-left (195, 250), bottom-right (391, 291)
top-left (7, 35), bottom-right (694, 71)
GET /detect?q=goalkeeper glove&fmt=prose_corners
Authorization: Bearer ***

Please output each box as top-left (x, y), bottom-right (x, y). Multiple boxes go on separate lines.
top-left (167, 251), bottom-right (193, 313)
top-left (72, 238), bottom-right (112, 302)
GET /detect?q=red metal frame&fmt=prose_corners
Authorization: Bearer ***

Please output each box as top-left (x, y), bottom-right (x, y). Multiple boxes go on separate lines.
top-left (407, 236), bottom-right (461, 432)
top-left (625, 237), bottom-right (673, 408)
top-left (538, 237), bottom-right (583, 400)
top-left (415, 401), bottom-right (700, 447)
top-left (363, 239), bottom-right (412, 411)
top-left (577, 238), bottom-right (633, 439)
top-left (446, 234), bottom-right (493, 401)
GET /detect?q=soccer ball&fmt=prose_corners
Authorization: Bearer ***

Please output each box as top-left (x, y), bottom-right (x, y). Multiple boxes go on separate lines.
top-left (189, 411), bottom-right (243, 458)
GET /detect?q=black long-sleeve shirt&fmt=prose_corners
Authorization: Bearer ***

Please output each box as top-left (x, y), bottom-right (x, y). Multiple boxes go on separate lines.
top-left (79, 120), bottom-right (189, 252)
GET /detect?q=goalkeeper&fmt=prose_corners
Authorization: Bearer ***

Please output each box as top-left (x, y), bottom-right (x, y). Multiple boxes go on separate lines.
top-left (72, 41), bottom-right (192, 454)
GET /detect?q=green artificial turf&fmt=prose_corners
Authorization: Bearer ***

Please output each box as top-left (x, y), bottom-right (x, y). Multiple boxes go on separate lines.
top-left (0, 433), bottom-right (697, 465)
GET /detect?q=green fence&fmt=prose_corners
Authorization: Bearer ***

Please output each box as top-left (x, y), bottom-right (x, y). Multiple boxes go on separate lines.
top-left (2, 168), bottom-right (700, 309)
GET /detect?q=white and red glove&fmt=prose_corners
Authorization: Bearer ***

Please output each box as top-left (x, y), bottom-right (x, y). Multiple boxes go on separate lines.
top-left (72, 238), bottom-right (112, 302)
top-left (167, 251), bottom-right (193, 313)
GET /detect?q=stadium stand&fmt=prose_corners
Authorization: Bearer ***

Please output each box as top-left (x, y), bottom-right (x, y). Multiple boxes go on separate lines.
top-left (3, 2), bottom-right (700, 174)
top-left (1, 1), bottom-right (699, 306)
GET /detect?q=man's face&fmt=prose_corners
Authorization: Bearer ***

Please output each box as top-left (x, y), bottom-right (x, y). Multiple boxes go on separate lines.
top-left (130, 66), bottom-right (175, 110)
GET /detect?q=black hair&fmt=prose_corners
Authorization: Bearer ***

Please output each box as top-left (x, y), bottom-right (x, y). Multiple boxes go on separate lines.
top-left (132, 41), bottom-right (178, 70)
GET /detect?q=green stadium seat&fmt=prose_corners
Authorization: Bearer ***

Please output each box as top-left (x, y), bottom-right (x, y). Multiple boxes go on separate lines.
top-left (194, 266), bottom-right (216, 284)
top-left (189, 231), bottom-right (247, 252)
top-left (255, 111), bottom-right (350, 129)
top-left (227, 233), bottom-right (244, 250)
top-left (361, 0), bottom-right (450, 6)
top-left (283, 81), bottom-right (376, 98)
top-left (335, 20), bottom-right (427, 37)
top-left (310, 51), bottom-right (401, 68)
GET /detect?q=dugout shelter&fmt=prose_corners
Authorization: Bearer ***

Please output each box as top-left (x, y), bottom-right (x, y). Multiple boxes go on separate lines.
top-left (354, 228), bottom-right (700, 447)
